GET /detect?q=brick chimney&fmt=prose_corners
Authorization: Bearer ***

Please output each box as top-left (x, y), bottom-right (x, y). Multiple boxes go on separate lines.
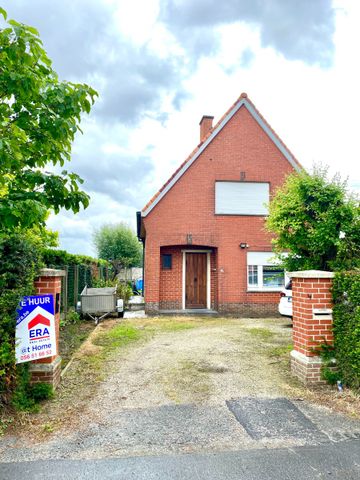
top-left (199, 115), bottom-right (214, 143)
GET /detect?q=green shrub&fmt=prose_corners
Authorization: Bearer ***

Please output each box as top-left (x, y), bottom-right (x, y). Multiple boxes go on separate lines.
top-left (60, 308), bottom-right (81, 328)
top-left (11, 364), bottom-right (37, 412)
top-left (92, 277), bottom-right (117, 288)
top-left (66, 309), bottom-right (81, 325)
top-left (117, 282), bottom-right (134, 304)
top-left (0, 233), bottom-right (42, 406)
top-left (11, 364), bottom-right (54, 411)
top-left (29, 383), bottom-right (54, 402)
top-left (321, 367), bottom-right (340, 385)
top-left (332, 271), bottom-right (360, 389)
top-left (91, 278), bottom-right (133, 304)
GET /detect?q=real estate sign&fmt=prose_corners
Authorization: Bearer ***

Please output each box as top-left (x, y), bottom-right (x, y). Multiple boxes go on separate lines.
top-left (15, 295), bottom-right (57, 364)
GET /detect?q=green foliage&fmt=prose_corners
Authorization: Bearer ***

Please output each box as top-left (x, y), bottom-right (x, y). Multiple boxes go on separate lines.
top-left (321, 368), bottom-right (340, 385)
top-left (93, 324), bottom-right (142, 348)
top-left (93, 223), bottom-right (142, 276)
top-left (92, 277), bottom-right (133, 304)
top-left (60, 309), bottom-right (81, 328)
top-left (29, 382), bottom-right (54, 403)
top-left (42, 248), bottom-right (108, 267)
top-left (313, 341), bottom-right (340, 385)
top-left (266, 167), bottom-right (360, 272)
top-left (246, 327), bottom-right (275, 341)
top-left (117, 282), bottom-right (134, 304)
top-left (0, 10), bottom-right (97, 232)
top-left (331, 271), bottom-right (360, 389)
top-left (11, 364), bottom-right (53, 411)
top-left (11, 364), bottom-right (37, 412)
top-left (91, 277), bottom-right (117, 288)
top-left (0, 232), bottom-right (42, 406)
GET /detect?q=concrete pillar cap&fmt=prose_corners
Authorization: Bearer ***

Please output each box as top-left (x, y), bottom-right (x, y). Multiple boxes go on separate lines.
top-left (38, 268), bottom-right (66, 277)
top-left (288, 270), bottom-right (335, 279)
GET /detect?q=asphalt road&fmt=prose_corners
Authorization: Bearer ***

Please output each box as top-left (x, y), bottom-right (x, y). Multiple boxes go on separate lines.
top-left (1, 439), bottom-right (360, 480)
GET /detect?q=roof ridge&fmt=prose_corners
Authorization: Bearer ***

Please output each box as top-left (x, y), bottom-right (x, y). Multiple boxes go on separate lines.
top-left (142, 93), bottom-right (302, 214)
top-left (243, 96), bottom-right (302, 170)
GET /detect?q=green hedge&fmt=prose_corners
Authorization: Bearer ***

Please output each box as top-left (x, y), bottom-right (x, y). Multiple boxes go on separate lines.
top-left (0, 233), bottom-right (42, 406)
top-left (332, 271), bottom-right (360, 389)
top-left (42, 248), bottom-right (108, 267)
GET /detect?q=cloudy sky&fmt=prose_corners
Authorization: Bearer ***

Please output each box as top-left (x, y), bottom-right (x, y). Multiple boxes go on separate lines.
top-left (2, 0), bottom-right (359, 255)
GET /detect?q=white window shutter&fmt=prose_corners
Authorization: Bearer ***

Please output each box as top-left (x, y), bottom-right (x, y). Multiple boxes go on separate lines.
top-left (215, 182), bottom-right (269, 215)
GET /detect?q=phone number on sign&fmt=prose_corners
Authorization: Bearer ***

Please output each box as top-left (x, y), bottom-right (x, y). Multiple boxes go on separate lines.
top-left (20, 350), bottom-right (53, 361)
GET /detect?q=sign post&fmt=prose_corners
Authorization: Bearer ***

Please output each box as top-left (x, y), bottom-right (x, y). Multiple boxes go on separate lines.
top-left (16, 294), bottom-right (57, 364)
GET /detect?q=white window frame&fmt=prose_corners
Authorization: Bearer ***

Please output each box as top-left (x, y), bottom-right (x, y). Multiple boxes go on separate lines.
top-left (247, 252), bottom-right (288, 292)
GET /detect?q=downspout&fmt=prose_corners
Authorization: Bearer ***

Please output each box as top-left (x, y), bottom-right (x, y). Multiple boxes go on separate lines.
top-left (136, 211), bottom-right (145, 296)
top-left (142, 238), bottom-right (145, 297)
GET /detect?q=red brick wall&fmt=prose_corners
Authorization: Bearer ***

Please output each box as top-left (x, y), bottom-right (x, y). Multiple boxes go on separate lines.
top-left (143, 105), bottom-right (296, 313)
top-left (158, 247), bottom-right (219, 310)
top-left (159, 247), bottom-right (182, 310)
top-left (292, 277), bottom-right (333, 356)
top-left (33, 274), bottom-right (62, 363)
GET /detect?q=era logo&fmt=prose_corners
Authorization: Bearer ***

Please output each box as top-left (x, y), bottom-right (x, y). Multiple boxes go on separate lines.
top-left (28, 314), bottom-right (51, 340)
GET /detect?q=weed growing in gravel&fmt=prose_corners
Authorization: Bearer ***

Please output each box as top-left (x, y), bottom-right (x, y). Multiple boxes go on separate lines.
top-left (268, 344), bottom-right (293, 358)
top-left (246, 327), bottom-right (275, 341)
top-left (157, 321), bottom-right (198, 332)
top-left (42, 422), bottom-right (54, 433)
top-left (0, 416), bottom-right (13, 436)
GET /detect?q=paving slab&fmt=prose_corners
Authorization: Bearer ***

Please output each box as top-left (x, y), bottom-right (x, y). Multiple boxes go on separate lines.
top-left (226, 397), bottom-right (328, 442)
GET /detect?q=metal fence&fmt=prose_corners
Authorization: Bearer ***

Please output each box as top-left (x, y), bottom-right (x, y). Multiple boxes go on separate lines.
top-left (48, 264), bottom-right (113, 315)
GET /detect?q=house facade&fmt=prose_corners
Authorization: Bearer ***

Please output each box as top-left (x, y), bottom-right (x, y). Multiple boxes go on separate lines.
top-left (137, 93), bottom-right (302, 316)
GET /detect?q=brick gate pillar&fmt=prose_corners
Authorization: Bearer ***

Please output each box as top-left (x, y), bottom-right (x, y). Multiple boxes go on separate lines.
top-left (29, 268), bottom-right (65, 389)
top-left (289, 270), bottom-right (334, 385)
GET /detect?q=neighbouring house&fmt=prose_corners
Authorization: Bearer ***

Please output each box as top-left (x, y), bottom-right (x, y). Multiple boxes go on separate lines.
top-left (137, 93), bottom-right (302, 316)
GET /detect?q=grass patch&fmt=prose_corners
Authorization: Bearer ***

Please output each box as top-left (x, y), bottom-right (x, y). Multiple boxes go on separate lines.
top-left (77, 323), bottom-right (148, 381)
top-left (268, 344), bottom-right (293, 358)
top-left (246, 327), bottom-right (275, 341)
top-left (93, 324), bottom-right (143, 348)
top-left (155, 320), bottom-right (198, 333)
top-left (60, 320), bottom-right (95, 368)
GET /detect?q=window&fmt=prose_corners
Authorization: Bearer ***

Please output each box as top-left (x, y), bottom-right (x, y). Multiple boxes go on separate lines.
top-left (248, 265), bottom-right (258, 286)
top-left (262, 266), bottom-right (285, 288)
top-left (215, 181), bottom-right (269, 215)
top-left (161, 254), bottom-right (172, 270)
top-left (247, 252), bottom-right (286, 290)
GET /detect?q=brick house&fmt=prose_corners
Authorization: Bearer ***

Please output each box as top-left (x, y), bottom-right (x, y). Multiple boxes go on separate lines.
top-left (137, 93), bottom-right (302, 316)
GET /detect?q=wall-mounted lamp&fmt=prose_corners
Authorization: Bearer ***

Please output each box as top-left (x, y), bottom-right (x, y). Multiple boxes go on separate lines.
top-left (239, 243), bottom-right (249, 249)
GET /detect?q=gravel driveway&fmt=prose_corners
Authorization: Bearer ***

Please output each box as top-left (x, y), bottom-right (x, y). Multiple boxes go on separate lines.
top-left (1, 316), bottom-right (360, 462)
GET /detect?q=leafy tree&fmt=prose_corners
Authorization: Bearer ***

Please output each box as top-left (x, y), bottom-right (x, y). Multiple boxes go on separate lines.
top-left (266, 167), bottom-right (360, 272)
top-left (0, 8), bottom-right (97, 231)
top-left (93, 223), bottom-right (142, 277)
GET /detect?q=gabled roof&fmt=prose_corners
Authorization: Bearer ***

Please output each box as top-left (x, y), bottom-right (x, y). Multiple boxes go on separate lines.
top-left (142, 93), bottom-right (302, 217)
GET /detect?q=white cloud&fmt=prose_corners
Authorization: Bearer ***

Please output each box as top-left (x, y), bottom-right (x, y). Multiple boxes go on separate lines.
top-left (2, 0), bottom-right (359, 257)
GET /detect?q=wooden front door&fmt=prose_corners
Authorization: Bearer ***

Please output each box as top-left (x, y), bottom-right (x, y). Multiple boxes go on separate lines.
top-left (185, 253), bottom-right (207, 309)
